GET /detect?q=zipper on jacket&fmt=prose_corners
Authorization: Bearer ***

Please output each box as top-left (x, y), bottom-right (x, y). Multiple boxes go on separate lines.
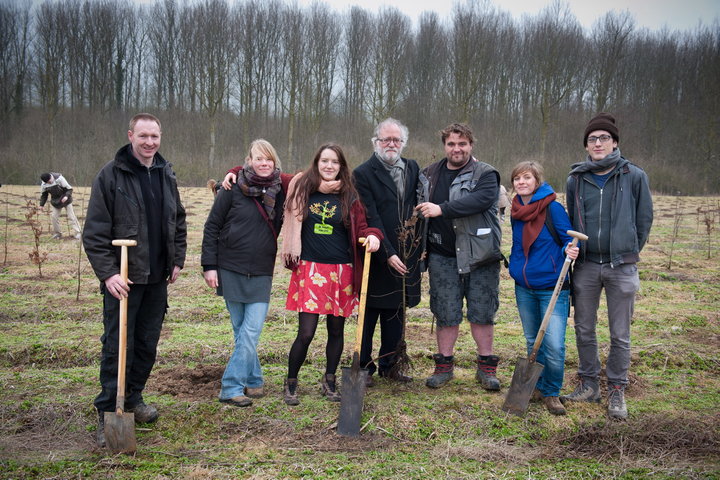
top-left (117, 186), bottom-right (138, 208)
top-left (597, 187), bottom-right (604, 263)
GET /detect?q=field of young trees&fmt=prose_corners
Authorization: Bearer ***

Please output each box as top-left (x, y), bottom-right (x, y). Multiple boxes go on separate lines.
top-left (1, 0), bottom-right (718, 194)
top-left (0, 185), bottom-right (718, 478)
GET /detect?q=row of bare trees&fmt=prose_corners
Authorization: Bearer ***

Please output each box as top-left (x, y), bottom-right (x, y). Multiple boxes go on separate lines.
top-left (1, 0), bottom-right (718, 193)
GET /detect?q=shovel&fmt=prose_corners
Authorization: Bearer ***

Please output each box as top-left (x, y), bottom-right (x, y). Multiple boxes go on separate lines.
top-left (337, 238), bottom-right (372, 436)
top-left (104, 239), bottom-right (138, 454)
top-left (501, 230), bottom-right (588, 417)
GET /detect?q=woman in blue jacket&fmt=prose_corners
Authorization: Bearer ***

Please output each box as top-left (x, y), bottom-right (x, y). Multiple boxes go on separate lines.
top-left (509, 161), bottom-right (579, 415)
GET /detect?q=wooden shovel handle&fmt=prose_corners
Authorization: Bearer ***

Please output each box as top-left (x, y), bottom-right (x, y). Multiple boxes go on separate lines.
top-left (529, 230), bottom-right (588, 361)
top-left (353, 238), bottom-right (372, 356)
top-left (112, 239), bottom-right (136, 414)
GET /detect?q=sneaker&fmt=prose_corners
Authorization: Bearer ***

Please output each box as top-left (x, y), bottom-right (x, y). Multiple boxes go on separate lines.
top-left (96, 414), bottom-right (106, 448)
top-left (321, 373), bottom-right (341, 402)
top-left (284, 378), bottom-right (300, 406)
top-left (126, 402), bottom-right (159, 423)
top-left (73, 233), bottom-right (81, 240)
top-left (476, 355), bottom-right (501, 391)
top-left (607, 385), bottom-right (628, 420)
top-left (425, 354), bottom-right (454, 389)
top-left (51, 233), bottom-right (62, 240)
top-left (245, 386), bottom-right (265, 398)
top-left (543, 396), bottom-right (567, 415)
top-left (219, 395), bottom-right (253, 407)
top-left (560, 378), bottom-right (601, 403)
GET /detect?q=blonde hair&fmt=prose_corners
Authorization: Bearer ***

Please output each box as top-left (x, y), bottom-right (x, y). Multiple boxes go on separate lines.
top-left (245, 139), bottom-right (281, 170)
top-left (510, 161), bottom-right (544, 193)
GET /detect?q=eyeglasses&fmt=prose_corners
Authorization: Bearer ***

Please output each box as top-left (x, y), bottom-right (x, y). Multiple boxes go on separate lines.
top-left (587, 135), bottom-right (613, 144)
top-left (377, 137), bottom-right (404, 145)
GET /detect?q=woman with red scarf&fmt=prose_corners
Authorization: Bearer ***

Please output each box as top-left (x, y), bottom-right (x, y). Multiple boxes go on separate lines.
top-left (509, 161), bottom-right (579, 415)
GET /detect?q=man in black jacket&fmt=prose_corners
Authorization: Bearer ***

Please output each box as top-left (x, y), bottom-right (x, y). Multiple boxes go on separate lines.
top-left (83, 113), bottom-right (187, 448)
top-left (562, 112), bottom-right (653, 420)
top-left (353, 118), bottom-right (421, 385)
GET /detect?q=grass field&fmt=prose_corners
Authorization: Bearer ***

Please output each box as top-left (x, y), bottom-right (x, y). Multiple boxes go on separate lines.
top-left (0, 184), bottom-right (718, 479)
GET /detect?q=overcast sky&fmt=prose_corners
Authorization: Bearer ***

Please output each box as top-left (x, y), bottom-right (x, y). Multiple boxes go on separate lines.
top-left (297, 0), bottom-right (719, 32)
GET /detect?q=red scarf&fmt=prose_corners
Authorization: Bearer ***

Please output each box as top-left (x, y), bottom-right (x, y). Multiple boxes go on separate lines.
top-left (511, 193), bottom-right (556, 257)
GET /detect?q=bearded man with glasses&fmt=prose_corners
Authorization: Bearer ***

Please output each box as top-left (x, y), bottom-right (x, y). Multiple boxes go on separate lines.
top-left (352, 118), bottom-right (421, 386)
top-left (562, 112), bottom-right (653, 420)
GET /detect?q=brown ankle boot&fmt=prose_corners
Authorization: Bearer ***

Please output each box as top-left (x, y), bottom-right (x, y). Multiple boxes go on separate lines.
top-left (543, 396), bottom-right (566, 415)
top-left (284, 378), bottom-right (300, 406)
top-left (321, 373), bottom-right (341, 402)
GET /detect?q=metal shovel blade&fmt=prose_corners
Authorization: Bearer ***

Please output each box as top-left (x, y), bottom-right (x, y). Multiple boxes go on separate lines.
top-left (501, 357), bottom-right (545, 417)
top-left (104, 410), bottom-right (136, 454)
top-left (337, 360), bottom-right (368, 437)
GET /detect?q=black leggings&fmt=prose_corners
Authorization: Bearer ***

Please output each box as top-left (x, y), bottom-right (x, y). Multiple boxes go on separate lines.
top-left (287, 312), bottom-right (345, 379)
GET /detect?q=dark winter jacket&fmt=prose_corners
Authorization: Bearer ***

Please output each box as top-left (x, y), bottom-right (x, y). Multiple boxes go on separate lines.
top-left (83, 145), bottom-right (187, 283)
top-left (418, 158), bottom-right (502, 273)
top-left (39, 173), bottom-right (73, 208)
top-left (353, 154), bottom-right (421, 309)
top-left (201, 182), bottom-right (285, 276)
top-left (509, 182), bottom-right (575, 289)
top-left (566, 152), bottom-right (653, 267)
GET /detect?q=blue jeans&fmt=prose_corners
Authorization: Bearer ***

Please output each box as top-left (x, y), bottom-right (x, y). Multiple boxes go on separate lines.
top-left (219, 300), bottom-right (268, 400)
top-left (514, 285), bottom-right (569, 397)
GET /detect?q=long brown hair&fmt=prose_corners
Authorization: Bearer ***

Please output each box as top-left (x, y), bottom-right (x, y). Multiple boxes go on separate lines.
top-left (286, 143), bottom-right (360, 225)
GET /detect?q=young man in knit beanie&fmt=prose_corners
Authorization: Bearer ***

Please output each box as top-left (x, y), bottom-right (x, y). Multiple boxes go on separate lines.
top-left (562, 112), bottom-right (653, 420)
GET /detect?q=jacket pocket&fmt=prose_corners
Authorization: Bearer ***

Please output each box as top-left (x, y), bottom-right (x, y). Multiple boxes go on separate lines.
top-left (468, 229), bottom-right (497, 266)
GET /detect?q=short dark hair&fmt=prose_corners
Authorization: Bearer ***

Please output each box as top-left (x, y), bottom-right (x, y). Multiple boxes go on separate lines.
top-left (40, 173), bottom-right (51, 183)
top-left (129, 113), bottom-right (161, 132)
top-left (440, 123), bottom-right (474, 145)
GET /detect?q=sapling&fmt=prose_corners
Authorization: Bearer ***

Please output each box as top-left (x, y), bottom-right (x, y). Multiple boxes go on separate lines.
top-left (25, 200), bottom-right (48, 277)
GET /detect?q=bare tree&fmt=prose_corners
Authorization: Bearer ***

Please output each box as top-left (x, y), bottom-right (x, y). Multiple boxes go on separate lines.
top-left (589, 11), bottom-right (635, 112)
top-left (340, 7), bottom-right (373, 129)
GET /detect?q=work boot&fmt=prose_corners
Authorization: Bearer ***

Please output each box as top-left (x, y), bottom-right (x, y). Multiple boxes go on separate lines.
top-left (607, 385), bottom-right (628, 420)
top-left (379, 369), bottom-right (413, 383)
top-left (245, 386), bottom-right (265, 398)
top-left (321, 373), bottom-right (341, 402)
top-left (284, 378), bottom-right (300, 406)
top-left (127, 402), bottom-right (159, 423)
top-left (560, 377), bottom-right (601, 403)
top-left (96, 413), bottom-right (106, 448)
top-left (543, 396), bottom-right (567, 415)
top-left (425, 354), bottom-right (454, 388)
top-left (476, 355), bottom-right (501, 391)
top-left (531, 388), bottom-right (543, 403)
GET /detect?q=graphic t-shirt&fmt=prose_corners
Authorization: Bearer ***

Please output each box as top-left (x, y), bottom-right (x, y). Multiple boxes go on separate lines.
top-left (300, 192), bottom-right (351, 264)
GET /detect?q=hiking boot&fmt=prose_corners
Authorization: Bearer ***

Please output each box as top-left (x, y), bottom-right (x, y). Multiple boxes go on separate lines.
top-left (245, 386), bottom-right (265, 398)
top-left (96, 413), bottom-right (106, 448)
top-left (366, 375), bottom-right (375, 388)
top-left (127, 402), bottom-right (159, 423)
top-left (476, 355), bottom-right (501, 391)
top-left (560, 378), bottom-right (601, 403)
top-left (321, 373), bottom-right (341, 402)
top-left (379, 369), bottom-right (413, 383)
top-left (531, 388), bottom-right (543, 403)
top-left (284, 378), bottom-right (300, 406)
top-left (425, 354), bottom-right (454, 388)
top-left (219, 395), bottom-right (253, 407)
top-left (543, 396), bottom-right (567, 415)
top-left (607, 385), bottom-right (628, 420)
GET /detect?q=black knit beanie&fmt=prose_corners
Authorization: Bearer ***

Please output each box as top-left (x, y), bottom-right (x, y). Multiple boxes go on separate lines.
top-left (583, 112), bottom-right (619, 146)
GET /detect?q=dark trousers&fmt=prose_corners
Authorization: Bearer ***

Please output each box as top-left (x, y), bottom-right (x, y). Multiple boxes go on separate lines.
top-left (94, 282), bottom-right (168, 413)
top-left (359, 306), bottom-right (404, 376)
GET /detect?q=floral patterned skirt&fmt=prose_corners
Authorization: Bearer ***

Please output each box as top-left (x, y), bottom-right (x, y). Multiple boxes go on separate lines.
top-left (285, 260), bottom-right (357, 317)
